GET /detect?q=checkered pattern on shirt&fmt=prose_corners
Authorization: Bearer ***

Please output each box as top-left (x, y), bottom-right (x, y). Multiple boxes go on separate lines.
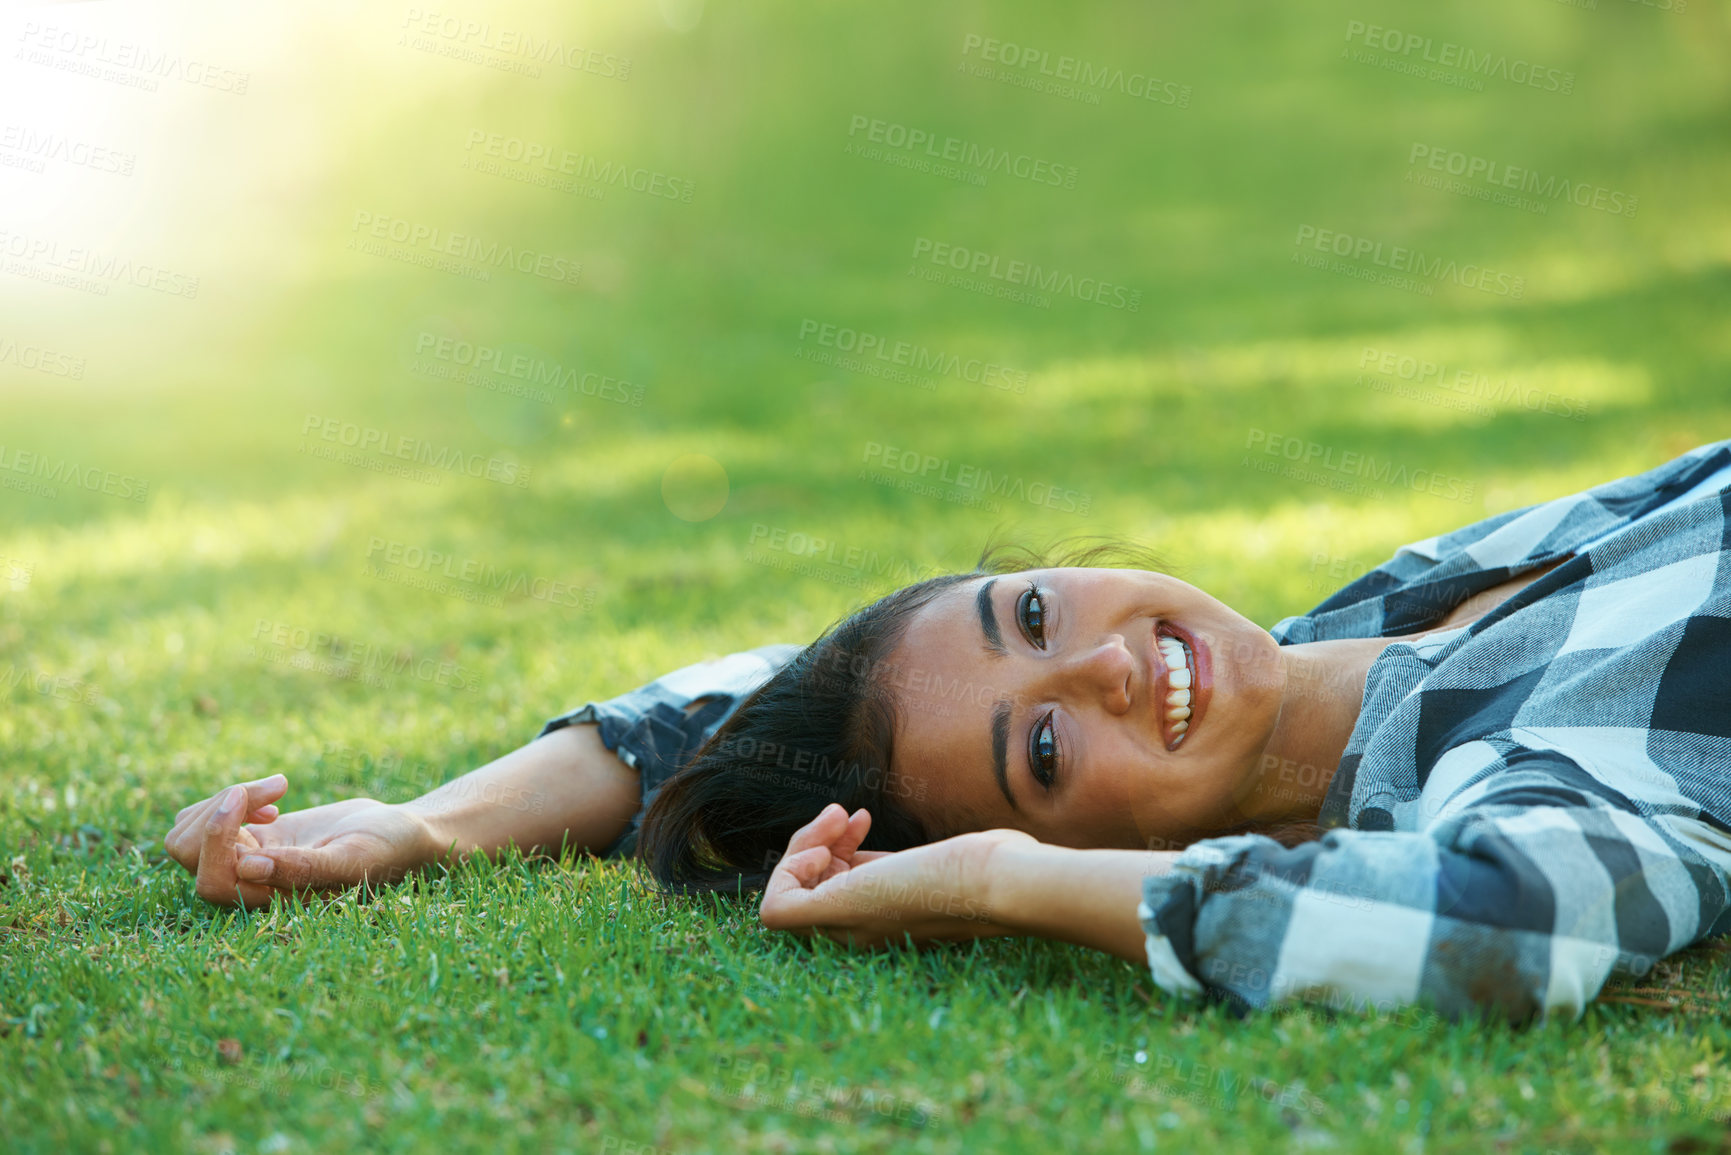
top-left (1140, 440), bottom-right (1731, 1022)
top-left (537, 643), bottom-right (800, 857)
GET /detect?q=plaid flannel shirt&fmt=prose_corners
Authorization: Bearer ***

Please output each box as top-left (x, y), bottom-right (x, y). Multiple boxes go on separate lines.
top-left (1139, 440), bottom-right (1731, 1022)
top-left (537, 644), bottom-right (801, 857)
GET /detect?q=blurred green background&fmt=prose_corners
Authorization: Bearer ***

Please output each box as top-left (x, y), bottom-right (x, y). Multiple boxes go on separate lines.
top-left (4, 0), bottom-right (1730, 1151)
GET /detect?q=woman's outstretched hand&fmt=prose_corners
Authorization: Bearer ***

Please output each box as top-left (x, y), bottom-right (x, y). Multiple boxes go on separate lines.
top-left (757, 803), bottom-right (1036, 948)
top-left (163, 775), bottom-right (443, 909)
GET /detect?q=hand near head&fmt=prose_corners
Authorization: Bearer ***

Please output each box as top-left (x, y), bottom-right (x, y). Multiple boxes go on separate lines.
top-left (163, 775), bottom-right (442, 909)
top-left (757, 803), bottom-right (1036, 948)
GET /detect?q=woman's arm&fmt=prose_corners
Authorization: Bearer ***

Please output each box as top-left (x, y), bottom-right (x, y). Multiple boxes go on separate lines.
top-left (763, 766), bottom-right (1726, 1023)
top-left (165, 723), bottom-right (639, 907)
top-left (169, 643), bottom-right (802, 907)
top-left (403, 722), bottom-right (639, 860)
top-left (983, 842), bottom-right (1171, 963)
top-left (757, 804), bottom-right (1177, 958)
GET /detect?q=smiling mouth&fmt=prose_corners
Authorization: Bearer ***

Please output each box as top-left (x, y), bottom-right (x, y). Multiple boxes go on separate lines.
top-left (1155, 622), bottom-right (1210, 751)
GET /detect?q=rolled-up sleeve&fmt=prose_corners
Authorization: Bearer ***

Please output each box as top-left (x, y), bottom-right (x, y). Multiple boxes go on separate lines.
top-left (1139, 776), bottom-right (1730, 1022)
top-left (536, 643), bottom-right (799, 857)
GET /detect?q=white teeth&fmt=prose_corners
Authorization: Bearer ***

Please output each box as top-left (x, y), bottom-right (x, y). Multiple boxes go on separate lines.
top-left (1158, 631), bottom-right (1195, 743)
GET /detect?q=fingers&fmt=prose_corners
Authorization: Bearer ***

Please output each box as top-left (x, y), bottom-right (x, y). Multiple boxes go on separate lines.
top-left (169, 773), bottom-right (286, 830)
top-left (759, 846), bottom-right (834, 931)
top-left (832, 808), bottom-right (873, 859)
top-left (193, 786), bottom-right (251, 906)
top-left (782, 803), bottom-right (850, 858)
top-left (771, 803), bottom-right (866, 888)
top-left (769, 845), bottom-right (833, 892)
top-left (235, 845), bottom-right (362, 892)
top-left (165, 775), bottom-right (287, 867)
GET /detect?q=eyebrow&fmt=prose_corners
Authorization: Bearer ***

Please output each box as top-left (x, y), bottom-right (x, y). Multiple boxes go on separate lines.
top-left (976, 578), bottom-right (1007, 658)
top-left (991, 698), bottom-right (1018, 811)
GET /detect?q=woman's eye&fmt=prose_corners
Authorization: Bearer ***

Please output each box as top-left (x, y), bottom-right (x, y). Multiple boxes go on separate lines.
top-left (1017, 584), bottom-right (1047, 649)
top-left (1029, 713), bottom-right (1059, 791)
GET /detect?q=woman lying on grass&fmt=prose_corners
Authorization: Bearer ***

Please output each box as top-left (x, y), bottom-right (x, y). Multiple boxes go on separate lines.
top-left (165, 440), bottom-right (1731, 1024)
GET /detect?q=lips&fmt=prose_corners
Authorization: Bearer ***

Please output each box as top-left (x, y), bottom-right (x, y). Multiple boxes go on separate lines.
top-left (1154, 620), bottom-right (1211, 751)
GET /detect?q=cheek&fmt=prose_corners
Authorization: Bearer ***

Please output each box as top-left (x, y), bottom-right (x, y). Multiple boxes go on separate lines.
top-left (1081, 737), bottom-right (1178, 845)
top-left (1122, 750), bottom-right (1255, 846)
top-left (895, 748), bottom-right (1004, 839)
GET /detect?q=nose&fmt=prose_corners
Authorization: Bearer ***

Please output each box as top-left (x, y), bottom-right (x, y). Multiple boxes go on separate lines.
top-left (1050, 633), bottom-right (1134, 715)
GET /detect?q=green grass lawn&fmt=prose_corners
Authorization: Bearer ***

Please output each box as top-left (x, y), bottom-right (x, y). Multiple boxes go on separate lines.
top-left (4, 0), bottom-right (1730, 1151)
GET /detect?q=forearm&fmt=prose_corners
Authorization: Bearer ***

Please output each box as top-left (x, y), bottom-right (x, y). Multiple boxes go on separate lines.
top-left (986, 843), bottom-right (1178, 963)
top-left (401, 724), bottom-right (639, 861)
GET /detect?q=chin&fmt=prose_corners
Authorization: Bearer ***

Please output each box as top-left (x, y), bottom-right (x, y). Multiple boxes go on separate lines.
top-left (1131, 637), bottom-right (1284, 845)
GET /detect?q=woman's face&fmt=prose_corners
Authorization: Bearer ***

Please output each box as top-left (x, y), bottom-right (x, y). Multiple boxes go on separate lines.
top-left (885, 567), bottom-right (1289, 849)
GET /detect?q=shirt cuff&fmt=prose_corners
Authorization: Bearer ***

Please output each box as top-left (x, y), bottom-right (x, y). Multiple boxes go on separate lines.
top-left (1138, 885), bottom-right (1205, 998)
top-left (1138, 899), bottom-right (1204, 997)
top-left (1137, 839), bottom-right (1248, 999)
